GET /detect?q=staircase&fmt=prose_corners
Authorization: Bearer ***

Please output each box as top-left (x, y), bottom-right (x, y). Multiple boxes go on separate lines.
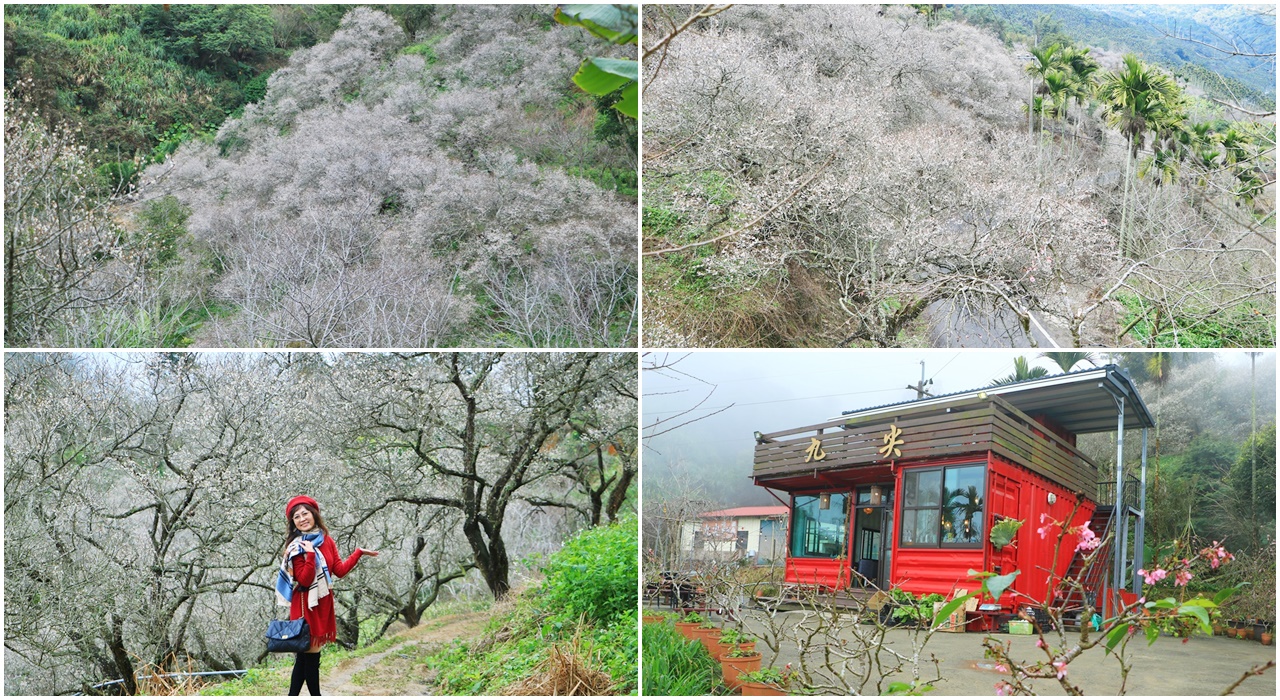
top-left (1055, 505), bottom-right (1116, 630)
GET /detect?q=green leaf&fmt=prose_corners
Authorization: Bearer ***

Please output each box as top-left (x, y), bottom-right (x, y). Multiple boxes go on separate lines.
top-left (572, 57), bottom-right (637, 96)
top-left (554, 4), bottom-right (638, 44)
top-left (614, 81), bottom-right (638, 118)
top-left (931, 593), bottom-right (974, 629)
top-left (980, 570), bottom-right (1020, 602)
top-left (1180, 597), bottom-right (1217, 609)
top-left (1144, 623), bottom-right (1159, 645)
top-left (1177, 604), bottom-right (1212, 634)
top-left (1212, 587), bottom-right (1237, 606)
top-left (1104, 622), bottom-right (1128, 654)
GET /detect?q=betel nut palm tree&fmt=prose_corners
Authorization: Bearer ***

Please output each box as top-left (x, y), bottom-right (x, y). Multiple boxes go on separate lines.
top-left (1096, 54), bottom-right (1185, 255)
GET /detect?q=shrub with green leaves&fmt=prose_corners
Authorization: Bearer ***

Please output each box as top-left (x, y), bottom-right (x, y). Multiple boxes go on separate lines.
top-left (539, 517), bottom-right (638, 624)
top-left (642, 621), bottom-right (725, 696)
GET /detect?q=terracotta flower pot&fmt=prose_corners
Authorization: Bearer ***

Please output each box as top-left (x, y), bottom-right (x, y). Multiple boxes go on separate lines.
top-left (741, 680), bottom-right (786, 696)
top-left (695, 626), bottom-right (720, 652)
top-left (1261, 632), bottom-right (1273, 646)
top-left (675, 621), bottom-right (699, 640)
top-left (712, 638), bottom-right (756, 659)
top-left (719, 651), bottom-right (762, 691)
top-left (642, 614), bottom-right (663, 625)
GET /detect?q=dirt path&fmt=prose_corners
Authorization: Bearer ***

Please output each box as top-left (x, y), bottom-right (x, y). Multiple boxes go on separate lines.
top-left (312, 611), bottom-right (489, 696)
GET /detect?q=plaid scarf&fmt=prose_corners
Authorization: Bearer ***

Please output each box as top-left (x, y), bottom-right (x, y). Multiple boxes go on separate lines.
top-left (275, 531), bottom-right (332, 609)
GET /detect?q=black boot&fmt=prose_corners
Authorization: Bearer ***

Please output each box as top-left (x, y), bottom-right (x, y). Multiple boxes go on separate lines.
top-left (304, 651), bottom-right (322, 696)
top-left (288, 653), bottom-right (308, 696)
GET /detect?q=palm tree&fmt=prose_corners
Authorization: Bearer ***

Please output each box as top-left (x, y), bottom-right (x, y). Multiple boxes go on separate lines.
top-left (989, 357), bottom-right (1050, 386)
top-left (1040, 351), bottom-right (1097, 373)
top-left (946, 485), bottom-right (985, 543)
top-left (1024, 44), bottom-right (1065, 132)
top-left (1096, 55), bottom-right (1185, 255)
top-left (1059, 46), bottom-right (1100, 146)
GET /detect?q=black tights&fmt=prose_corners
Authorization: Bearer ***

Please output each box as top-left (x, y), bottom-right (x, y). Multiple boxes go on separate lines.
top-left (288, 651), bottom-right (321, 696)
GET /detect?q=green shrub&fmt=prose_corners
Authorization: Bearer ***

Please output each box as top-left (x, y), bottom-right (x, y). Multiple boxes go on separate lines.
top-left (539, 518), bottom-right (637, 624)
top-left (642, 623), bottom-right (725, 696)
top-left (242, 71), bottom-right (273, 103)
top-left (136, 195), bottom-right (191, 268)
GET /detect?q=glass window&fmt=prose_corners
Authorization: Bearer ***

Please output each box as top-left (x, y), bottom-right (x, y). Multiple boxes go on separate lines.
top-left (943, 465), bottom-right (985, 544)
top-left (790, 493), bottom-right (849, 558)
top-left (900, 464), bottom-right (985, 548)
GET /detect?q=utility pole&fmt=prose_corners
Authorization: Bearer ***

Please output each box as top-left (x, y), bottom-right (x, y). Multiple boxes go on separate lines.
top-left (907, 360), bottom-right (933, 399)
top-left (1249, 351), bottom-right (1259, 550)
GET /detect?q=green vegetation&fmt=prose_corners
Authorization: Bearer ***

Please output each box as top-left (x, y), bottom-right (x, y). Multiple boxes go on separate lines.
top-left (4, 4), bottom-right (274, 180)
top-left (641, 623), bottom-right (726, 696)
top-left (420, 519), bottom-right (638, 695)
top-left (956, 4), bottom-right (1276, 105)
top-left (1116, 293), bottom-right (1274, 348)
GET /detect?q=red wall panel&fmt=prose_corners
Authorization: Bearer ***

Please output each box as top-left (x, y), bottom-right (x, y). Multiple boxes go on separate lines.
top-left (892, 548), bottom-right (984, 597)
top-left (989, 453), bottom-right (1096, 608)
top-left (785, 557), bottom-right (847, 589)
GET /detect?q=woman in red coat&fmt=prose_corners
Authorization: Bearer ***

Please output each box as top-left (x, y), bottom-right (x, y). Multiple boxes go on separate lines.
top-left (278, 495), bottom-right (378, 696)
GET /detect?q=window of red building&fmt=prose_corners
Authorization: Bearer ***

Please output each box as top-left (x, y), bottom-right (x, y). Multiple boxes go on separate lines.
top-left (900, 464), bottom-right (986, 548)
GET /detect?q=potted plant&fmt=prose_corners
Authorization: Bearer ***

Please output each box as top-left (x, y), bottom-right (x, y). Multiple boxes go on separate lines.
top-left (739, 666), bottom-right (795, 696)
top-left (675, 612), bottom-right (703, 640)
top-left (881, 588), bottom-right (916, 627)
top-left (642, 609), bottom-right (667, 626)
top-left (719, 646), bottom-right (762, 691)
top-left (695, 619), bottom-right (721, 651)
top-left (715, 628), bottom-right (757, 657)
top-left (1260, 622), bottom-right (1273, 646)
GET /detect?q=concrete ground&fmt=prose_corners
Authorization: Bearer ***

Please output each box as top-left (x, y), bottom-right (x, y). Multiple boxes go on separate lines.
top-left (658, 608), bottom-right (1277, 696)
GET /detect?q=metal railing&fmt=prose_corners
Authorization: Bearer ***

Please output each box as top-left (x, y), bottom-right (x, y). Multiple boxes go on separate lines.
top-left (1095, 476), bottom-right (1141, 510)
top-left (72, 670), bottom-right (248, 696)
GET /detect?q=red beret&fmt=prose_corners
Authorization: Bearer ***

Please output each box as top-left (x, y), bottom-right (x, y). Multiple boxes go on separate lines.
top-left (286, 495), bottom-right (320, 519)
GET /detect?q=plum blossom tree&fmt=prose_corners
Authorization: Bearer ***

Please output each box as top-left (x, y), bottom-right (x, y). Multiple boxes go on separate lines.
top-left (642, 4), bottom-right (1274, 348)
top-left (4, 351), bottom-right (637, 694)
top-left (137, 7), bottom-right (636, 348)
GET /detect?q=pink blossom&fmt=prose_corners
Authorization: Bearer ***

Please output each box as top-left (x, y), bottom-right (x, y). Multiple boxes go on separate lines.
top-left (1035, 638), bottom-right (1046, 649)
top-left (1052, 660), bottom-right (1068, 680)
top-left (1037, 525), bottom-right (1051, 539)
top-left (995, 664), bottom-right (1009, 673)
top-left (995, 681), bottom-right (1014, 696)
top-left (1075, 526), bottom-right (1101, 553)
top-left (1175, 569), bottom-right (1192, 586)
top-left (1138, 568), bottom-right (1167, 585)
top-left (1040, 513), bottom-right (1049, 524)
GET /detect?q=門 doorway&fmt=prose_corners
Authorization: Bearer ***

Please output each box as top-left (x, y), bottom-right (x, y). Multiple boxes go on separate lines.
top-left (852, 485), bottom-right (893, 589)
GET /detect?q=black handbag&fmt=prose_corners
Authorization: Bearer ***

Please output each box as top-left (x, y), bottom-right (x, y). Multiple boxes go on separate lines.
top-left (265, 617), bottom-right (310, 653)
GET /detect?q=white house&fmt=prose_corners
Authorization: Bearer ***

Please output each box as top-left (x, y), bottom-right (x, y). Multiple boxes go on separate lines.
top-left (680, 505), bottom-right (790, 564)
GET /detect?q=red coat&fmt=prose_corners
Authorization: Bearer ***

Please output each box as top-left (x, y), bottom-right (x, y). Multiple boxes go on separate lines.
top-left (289, 537), bottom-right (364, 646)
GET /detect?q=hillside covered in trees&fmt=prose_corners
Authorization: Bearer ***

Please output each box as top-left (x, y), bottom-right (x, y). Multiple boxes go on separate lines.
top-left (642, 4), bottom-right (1275, 348)
top-left (5, 5), bottom-right (638, 348)
top-left (4, 352), bottom-right (637, 695)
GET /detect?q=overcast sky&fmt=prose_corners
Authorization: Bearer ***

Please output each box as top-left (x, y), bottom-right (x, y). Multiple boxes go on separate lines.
top-left (640, 350), bottom-right (1271, 505)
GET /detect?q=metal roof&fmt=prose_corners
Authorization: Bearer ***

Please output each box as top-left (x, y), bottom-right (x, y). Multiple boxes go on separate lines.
top-left (838, 364), bottom-right (1154, 434)
top-left (701, 506), bottom-right (790, 518)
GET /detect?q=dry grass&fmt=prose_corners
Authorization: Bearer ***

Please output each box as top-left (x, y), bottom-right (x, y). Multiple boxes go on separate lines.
top-left (131, 655), bottom-right (216, 696)
top-left (504, 636), bottom-right (617, 696)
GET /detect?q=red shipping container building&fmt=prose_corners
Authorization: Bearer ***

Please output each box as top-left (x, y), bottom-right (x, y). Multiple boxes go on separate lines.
top-left (752, 365), bottom-right (1154, 626)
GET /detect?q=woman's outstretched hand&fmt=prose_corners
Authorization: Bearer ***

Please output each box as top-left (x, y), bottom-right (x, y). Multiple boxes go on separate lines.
top-left (358, 548), bottom-right (380, 556)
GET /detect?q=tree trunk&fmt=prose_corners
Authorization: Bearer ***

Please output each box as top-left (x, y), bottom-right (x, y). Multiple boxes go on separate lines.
top-left (605, 460), bottom-right (636, 523)
top-left (463, 518), bottom-right (511, 599)
top-left (108, 614), bottom-right (138, 696)
top-left (1119, 139), bottom-right (1133, 257)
